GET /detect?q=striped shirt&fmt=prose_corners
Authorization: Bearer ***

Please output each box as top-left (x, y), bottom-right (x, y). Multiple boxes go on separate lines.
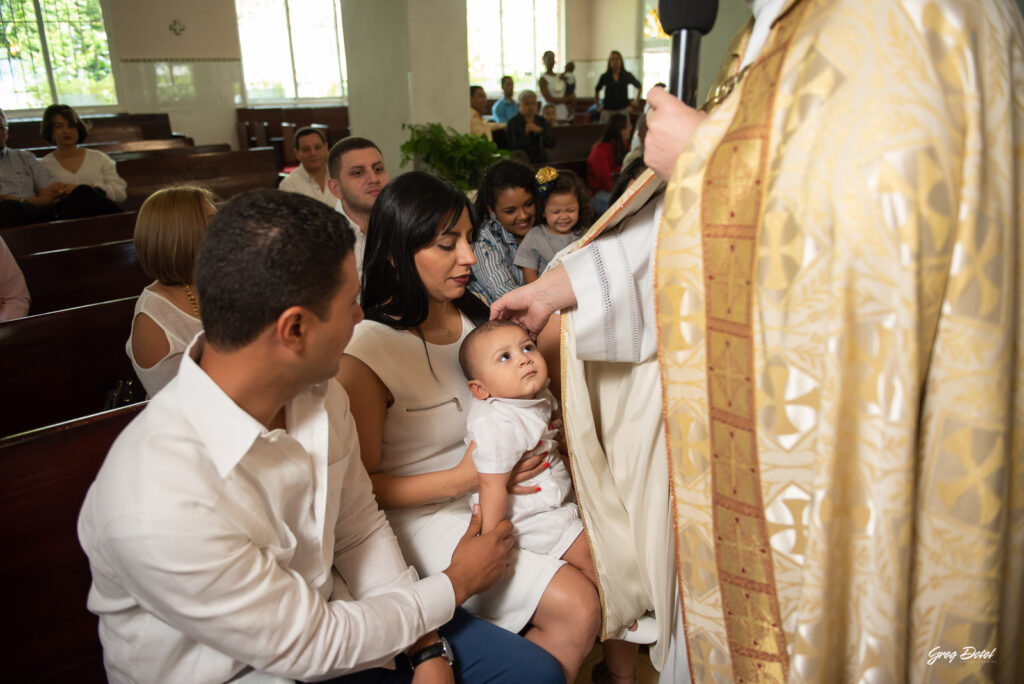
top-left (469, 215), bottom-right (524, 304)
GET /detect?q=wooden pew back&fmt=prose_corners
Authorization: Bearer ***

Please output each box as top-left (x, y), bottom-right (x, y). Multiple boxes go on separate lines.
top-left (0, 296), bottom-right (141, 437)
top-left (118, 147), bottom-right (279, 210)
top-left (0, 403), bottom-right (145, 683)
top-left (7, 112), bottom-right (174, 148)
top-left (17, 240), bottom-right (149, 316)
top-left (2, 212), bottom-right (138, 258)
top-left (24, 137), bottom-right (196, 157)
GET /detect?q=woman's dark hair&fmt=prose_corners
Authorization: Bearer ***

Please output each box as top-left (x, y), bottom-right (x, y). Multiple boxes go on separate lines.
top-left (474, 159), bottom-right (536, 219)
top-left (362, 171), bottom-right (489, 330)
top-left (597, 113), bottom-right (630, 168)
top-left (605, 50), bottom-right (624, 74)
top-left (537, 169), bottom-right (594, 236)
top-left (609, 155), bottom-right (648, 205)
top-left (40, 104), bottom-right (89, 145)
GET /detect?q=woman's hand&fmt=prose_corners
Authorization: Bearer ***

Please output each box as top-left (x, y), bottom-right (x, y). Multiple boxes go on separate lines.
top-left (508, 448), bottom-right (549, 495)
top-left (643, 86), bottom-right (707, 180)
top-left (490, 265), bottom-right (576, 337)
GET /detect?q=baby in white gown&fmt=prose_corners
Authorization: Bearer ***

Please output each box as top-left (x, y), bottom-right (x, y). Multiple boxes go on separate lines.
top-left (459, 319), bottom-right (639, 684)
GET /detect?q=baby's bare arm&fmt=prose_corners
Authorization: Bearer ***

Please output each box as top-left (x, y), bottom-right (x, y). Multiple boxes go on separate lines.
top-left (478, 472), bottom-right (511, 534)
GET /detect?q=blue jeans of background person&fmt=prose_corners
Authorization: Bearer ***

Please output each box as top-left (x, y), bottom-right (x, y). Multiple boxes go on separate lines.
top-left (318, 608), bottom-right (565, 683)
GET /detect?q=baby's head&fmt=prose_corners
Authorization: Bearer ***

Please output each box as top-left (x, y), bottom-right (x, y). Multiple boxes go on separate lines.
top-left (565, 61), bottom-right (576, 73)
top-left (459, 320), bottom-right (548, 400)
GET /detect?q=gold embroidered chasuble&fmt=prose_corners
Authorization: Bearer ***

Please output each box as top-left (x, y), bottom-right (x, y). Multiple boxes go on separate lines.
top-left (559, 0), bottom-right (1024, 681)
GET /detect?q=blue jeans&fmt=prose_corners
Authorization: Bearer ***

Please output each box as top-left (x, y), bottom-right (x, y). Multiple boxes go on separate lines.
top-left (320, 608), bottom-right (565, 683)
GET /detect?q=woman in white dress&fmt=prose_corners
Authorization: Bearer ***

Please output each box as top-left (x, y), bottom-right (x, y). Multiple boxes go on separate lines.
top-left (337, 172), bottom-right (600, 683)
top-left (126, 185), bottom-right (216, 397)
top-left (538, 50), bottom-right (575, 123)
top-left (38, 104), bottom-right (127, 214)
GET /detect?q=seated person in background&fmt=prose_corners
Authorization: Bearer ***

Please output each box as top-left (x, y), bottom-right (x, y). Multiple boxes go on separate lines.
top-left (278, 127), bottom-right (336, 208)
top-left (127, 185), bottom-right (216, 397)
top-left (492, 76), bottom-right (519, 123)
top-left (469, 159), bottom-right (537, 303)
top-left (514, 168), bottom-right (592, 283)
top-left (0, 234), bottom-right (30, 321)
top-left (586, 114), bottom-right (631, 215)
top-left (459, 319), bottom-right (640, 684)
top-left (38, 104), bottom-right (126, 215)
top-left (327, 136), bottom-right (389, 278)
top-left (470, 85), bottom-right (503, 142)
top-left (505, 91), bottom-right (554, 164)
top-left (541, 103), bottom-right (558, 129)
top-left (0, 108), bottom-right (67, 228)
top-left (81, 189), bottom-right (560, 684)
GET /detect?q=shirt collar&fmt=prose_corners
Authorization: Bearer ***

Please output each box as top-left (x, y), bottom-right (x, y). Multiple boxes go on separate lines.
top-left (173, 333), bottom-right (330, 478)
top-left (482, 215), bottom-right (521, 248)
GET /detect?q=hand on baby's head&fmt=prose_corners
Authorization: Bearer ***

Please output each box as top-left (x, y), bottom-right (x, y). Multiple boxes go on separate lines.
top-left (459, 320), bottom-right (547, 401)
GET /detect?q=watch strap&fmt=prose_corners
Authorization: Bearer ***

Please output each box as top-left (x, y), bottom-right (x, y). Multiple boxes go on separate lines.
top-left (408, 637), bottom-right (453, 668)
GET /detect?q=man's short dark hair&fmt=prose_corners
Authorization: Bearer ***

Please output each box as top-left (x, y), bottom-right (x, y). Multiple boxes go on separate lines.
top-left (195, 190), bottom-right (355, 351)
top-left (327, 136), bottom-right (382, 180)
top-left (293, 126), bottom-right (326, 149)
top-left (470, 85), bottom-right (484, 98)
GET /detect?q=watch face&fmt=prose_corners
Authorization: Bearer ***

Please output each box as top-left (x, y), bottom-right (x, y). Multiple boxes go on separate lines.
top-left (440, 636), bottom-right (455, 665)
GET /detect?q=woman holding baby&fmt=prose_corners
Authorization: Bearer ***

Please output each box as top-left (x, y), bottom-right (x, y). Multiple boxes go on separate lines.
top-left (338, 172), bottom-right (635, 684)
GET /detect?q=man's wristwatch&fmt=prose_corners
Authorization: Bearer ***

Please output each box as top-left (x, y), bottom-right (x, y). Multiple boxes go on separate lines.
top-left (408, 636), bottom-right (454, 669)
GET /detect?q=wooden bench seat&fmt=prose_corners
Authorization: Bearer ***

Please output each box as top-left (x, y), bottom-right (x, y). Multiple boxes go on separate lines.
top-left (0, 296), bottom-right (141, 437)
top-left (118, 147), bottom-right (279, 210)
top-left (1, 212), bottom-right (138, 258)
top-left (7, 112), bottom-right (175, 149)
top-left (0, 294), bottom-right (141, 438)
top-left (17, 240), bottom-right (149, 316)
top-left (0, 403), bottom-right (145, 683)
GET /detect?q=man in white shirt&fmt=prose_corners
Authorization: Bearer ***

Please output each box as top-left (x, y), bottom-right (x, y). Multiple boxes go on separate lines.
top-left (78, 189), bottom-right (564, 684)
top-left (327, 137), bottom-right (389, 278)
top-left (278, 127), bottom-right (336, 208)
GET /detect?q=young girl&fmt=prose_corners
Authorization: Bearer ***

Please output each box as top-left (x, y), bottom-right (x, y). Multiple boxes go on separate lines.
top-left (513, 167), bottom-right (594, 283)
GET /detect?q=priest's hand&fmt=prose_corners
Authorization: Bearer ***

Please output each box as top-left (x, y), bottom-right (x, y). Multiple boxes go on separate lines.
top-left (644, 86), bottom-right (707, 180)
top-left (490, 265), bottom-right (576, 336)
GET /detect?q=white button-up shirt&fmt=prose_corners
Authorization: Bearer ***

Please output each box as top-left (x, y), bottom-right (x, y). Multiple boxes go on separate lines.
top-left (78, 336), bottom-right (456, 684)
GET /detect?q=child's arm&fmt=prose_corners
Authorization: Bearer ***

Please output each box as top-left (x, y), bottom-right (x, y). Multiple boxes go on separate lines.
top-left (478, 471), bottom-right (512, 534)
top-left (522, 266), bottom-right (539, 283)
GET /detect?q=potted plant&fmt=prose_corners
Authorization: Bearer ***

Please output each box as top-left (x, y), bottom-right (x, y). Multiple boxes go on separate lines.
top-left (400, 122), bottom-right (510, 193)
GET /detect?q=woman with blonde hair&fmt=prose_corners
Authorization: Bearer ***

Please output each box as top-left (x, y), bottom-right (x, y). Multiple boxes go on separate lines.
top-left (126, 185), bottom-right (217, 397)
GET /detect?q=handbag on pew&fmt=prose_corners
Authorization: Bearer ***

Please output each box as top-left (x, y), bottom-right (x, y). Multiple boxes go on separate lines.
top-left (105, 377), bottom-right (145, 410)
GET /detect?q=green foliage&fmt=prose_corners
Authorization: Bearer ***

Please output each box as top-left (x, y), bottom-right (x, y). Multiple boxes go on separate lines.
top-left (400, 123), bottom-right (510, 192)
top-left (1, 0), bottom-right (116, 107)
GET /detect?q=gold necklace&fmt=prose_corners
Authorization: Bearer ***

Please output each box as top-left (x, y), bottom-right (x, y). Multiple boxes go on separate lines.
top-left (184, 284), bottom-right (200, 316)
top-left (442, 303), bottom-right (457, 339)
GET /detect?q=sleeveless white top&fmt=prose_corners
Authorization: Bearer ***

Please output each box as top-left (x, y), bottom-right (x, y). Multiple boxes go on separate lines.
top-left (125, 286), bottom-right (203, 397)
top-left (539, 72), bottom-right (571, 121)
top-left (345, 316), bottom-right (564, 632)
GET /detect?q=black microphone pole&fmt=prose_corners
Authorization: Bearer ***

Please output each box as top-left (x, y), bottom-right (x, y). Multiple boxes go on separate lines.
top-left (658, 0), bottom-right (719, 106)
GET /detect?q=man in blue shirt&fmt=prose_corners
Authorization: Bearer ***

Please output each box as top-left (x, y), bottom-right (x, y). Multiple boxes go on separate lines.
top-left (0, 108), bottom-right (69, 227)
top-left (492, 76), bottom-right (519, 124)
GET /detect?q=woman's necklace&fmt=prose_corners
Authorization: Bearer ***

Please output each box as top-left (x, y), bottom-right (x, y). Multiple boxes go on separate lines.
top-left (442, 303), bottom-right (458, 339)
top-left (184, 284), bottom-right (200, 316)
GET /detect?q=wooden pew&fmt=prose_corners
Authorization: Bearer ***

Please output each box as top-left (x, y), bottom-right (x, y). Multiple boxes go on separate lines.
top-left (24, 137), bottom-right (197, 157)
top-left (237, 106), bottom-right (350, 149)
top-left (0, 402), bottom-right (145, 683)
top-left (493, 123), bottom-right (602, 167)
top-left (17, 240), bottom-right (149, 316)
top-left (1, 212), bottom-right (138, 258)
top-left (118, 147), bottom-right (279, 210)
top-left (7, 112), bottom-right (176, 148)
top-left (0, 296), bottom-right (141, 437)
top-left (107, 142), bottom-right (231, 163)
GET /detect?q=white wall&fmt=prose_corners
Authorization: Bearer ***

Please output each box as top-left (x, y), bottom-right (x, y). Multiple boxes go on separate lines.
top-left (105, 0), bottom-right (243, 147)
top-left (341, 0), bottom-right (469, 175)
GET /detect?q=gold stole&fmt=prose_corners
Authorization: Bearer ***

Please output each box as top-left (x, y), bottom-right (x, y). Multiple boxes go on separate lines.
top-left (656, 4), bottom-right (809, 682)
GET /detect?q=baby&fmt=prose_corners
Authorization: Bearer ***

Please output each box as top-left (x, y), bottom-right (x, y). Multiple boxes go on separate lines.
top-left (459, 320), bottom-right (638, 684)
top-left (541, 102), bottom-right (559, 129)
